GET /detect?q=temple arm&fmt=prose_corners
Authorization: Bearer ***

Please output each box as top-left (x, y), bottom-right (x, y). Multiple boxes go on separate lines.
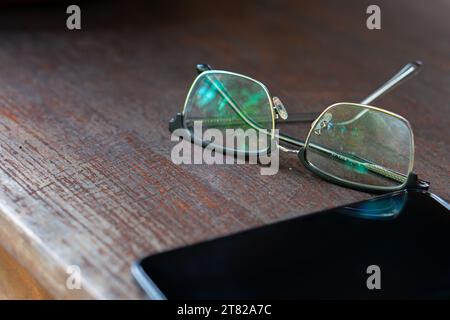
top-left (277, 61), bottom-right (423, 123)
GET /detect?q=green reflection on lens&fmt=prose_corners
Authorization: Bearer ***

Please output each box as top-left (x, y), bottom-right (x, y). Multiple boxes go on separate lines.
top-left (344, 159), bottom-right (369, 174)
top-left (183, 71), bottom-right (273, 153)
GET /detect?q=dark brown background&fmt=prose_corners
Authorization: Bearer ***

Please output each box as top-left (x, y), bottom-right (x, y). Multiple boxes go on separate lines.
top-left (0, 0), bottom-right (448, 299)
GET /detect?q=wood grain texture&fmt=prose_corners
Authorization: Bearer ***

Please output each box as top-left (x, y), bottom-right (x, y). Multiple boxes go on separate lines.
top-left (0, 0), bottom-right (448, 299)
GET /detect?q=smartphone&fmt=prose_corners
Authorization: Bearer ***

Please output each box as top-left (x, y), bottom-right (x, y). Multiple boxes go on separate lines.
top-left (132, 190), bottom-right (450, 299)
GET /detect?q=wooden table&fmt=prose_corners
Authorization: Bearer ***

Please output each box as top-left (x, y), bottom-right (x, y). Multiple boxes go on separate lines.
top-left (0, 0), bottom-right (448, 299)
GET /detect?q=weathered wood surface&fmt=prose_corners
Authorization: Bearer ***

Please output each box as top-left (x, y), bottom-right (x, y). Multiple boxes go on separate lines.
top-left (0, 0), bottom-right (448, 299)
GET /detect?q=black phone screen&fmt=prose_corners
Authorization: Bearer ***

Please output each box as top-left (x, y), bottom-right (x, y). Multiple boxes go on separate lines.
top-left (132, 190), bottom-right (450, 299)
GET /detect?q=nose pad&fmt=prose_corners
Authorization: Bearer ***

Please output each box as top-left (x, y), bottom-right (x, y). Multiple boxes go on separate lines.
top-left (272, 96), bottom-right (289, 120)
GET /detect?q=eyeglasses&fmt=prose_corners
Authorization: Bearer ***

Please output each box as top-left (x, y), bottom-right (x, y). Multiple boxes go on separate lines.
top-left (169, 62), bottom-right (429, 193)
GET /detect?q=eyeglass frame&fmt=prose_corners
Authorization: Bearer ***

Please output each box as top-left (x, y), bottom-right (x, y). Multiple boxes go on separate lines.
top-left (169, 62), bottom-right (429, 194)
